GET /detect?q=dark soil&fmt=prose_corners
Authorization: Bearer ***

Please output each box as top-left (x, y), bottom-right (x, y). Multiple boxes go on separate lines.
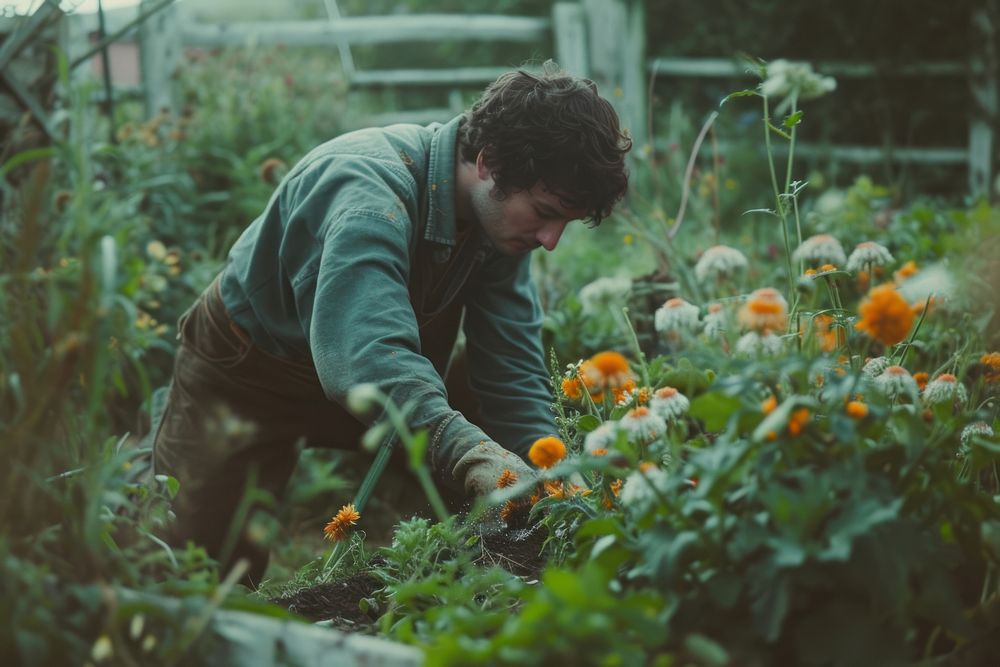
top-left (271, 521), bottom-right (548, 628)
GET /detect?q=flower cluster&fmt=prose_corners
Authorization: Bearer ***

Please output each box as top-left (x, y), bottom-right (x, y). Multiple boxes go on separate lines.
top-left (761, 59), bottom-right (837, 100)
top-left (846, 241), bottom-right (894, 273)
top-left (694, 245), bottom-right (748, 283)
top-left (655, 297), bottom-right (701, 337)
top-left (792, 234), bottom-right (847, 267)
top-left (562, 351), bottom-right (636, 405)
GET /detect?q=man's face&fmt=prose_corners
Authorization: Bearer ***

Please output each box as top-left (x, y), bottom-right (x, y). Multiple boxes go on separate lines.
top-left (470, 179), bottom-right (588, 256)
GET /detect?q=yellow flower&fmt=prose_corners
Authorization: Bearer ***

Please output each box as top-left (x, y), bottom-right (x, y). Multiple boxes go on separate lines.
top-left (528, 436), bottom-right (567, 469)
top-left (623, 233), bottom-right (634, 245)
top-left (323, 503), bottom-right (360, 542)
top-left (855, 284), bottom-right (914, 346)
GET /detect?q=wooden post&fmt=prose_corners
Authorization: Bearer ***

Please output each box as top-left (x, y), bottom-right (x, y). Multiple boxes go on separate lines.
top-left (581, 0), bottom-right (647, 151)
top-left (552, 3), bottom-right (589, 78)
top-left (138, 0), bottom-right (181, 118)
top-left (970, 7), bottom-right (997, 199)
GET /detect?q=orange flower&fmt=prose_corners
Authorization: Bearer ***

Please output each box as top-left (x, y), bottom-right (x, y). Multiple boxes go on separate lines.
top-left (323, 503), bottom-right (360, 542)
top-left (982, 352), bottom-right (1000, 384)
top-left (610, 478), bottom-right (623, 496)
top-left (856, 270), bottom-right (870, 291)
top-left (761, 395), bottom-right (778, 415)
top-left (544, 479), bottom-right (566, 498)
top-left (788, 408), bottom-right (811, 437)
top-left (500, 499), bottom-right (528, 523)
top-left (613, 377), bottom-right (637, 403)
top-left (496, 469), bottom-right (518, 489)
top-left (739, 287), bottom-right (788, 334)
top-left (528, 436), bottom-right (567, 469)
top-left (813, 314), bottom-right (844, 352)
top-left (820, 263), bottom-right (838, 273)
top-left (561, 377), bottom-right (583, 400)
top-left (590, 350), bottom-right (630, 376)
top-left (894, 260), bottom-right (919, 283)
top-left (845, 401), bottom-right (868, 419)
top-left (855, 284), bottom-right (914, 346)
top-left (913, 371), bottom-right (929, 390)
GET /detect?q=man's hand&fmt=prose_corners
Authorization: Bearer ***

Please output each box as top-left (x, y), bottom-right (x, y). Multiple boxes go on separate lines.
top-left (452, 440), bottom-right (538, 497)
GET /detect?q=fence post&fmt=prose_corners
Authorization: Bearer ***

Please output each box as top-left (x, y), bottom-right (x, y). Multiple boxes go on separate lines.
top-left (969, 7), bottom-right (997, 199)
top-left (552, 3), bottom-right (589, 78)
top-left (138, 0), bottom-right (181, 118)
top-left (581, 0), bottom-right (646, 151)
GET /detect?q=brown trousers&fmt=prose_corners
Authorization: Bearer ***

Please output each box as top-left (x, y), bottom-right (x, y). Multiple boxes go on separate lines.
top-left (152, 276), bottom-right (471, 585)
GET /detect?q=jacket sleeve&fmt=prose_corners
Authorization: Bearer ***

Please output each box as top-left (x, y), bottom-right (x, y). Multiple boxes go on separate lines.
top-left (462, 252), bottom-right (558, 460)
top-left (292, 202), bottom-right (498, 493)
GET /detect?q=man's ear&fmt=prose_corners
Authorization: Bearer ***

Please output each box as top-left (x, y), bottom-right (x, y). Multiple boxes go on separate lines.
top-left (475, 148), bottom-right (492, 181)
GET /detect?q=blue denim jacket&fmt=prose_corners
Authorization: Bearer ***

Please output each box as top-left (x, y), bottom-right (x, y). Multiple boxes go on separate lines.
top-left (219, 116), bottom-right (556, 480)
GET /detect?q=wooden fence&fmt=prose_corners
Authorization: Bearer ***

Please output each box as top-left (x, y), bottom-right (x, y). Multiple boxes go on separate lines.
top-left (3, 0), bottom-right (995, 196)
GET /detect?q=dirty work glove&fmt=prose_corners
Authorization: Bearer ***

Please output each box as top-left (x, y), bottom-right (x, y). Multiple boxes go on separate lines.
top-left (452, 440), bottom-right (538, 498)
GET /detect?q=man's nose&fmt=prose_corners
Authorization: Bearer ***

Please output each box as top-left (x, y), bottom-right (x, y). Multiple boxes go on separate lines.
top-left (536, 220), bottom-right (567, 251)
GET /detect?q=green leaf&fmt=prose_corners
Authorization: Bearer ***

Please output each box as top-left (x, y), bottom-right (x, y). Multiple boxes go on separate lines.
top-left (408, 430), bottom-right (428, 470)
top-left (576, 414), bottom-right (601, 432)
top-left (684, 633), bottom-right (729, 667)
top-left (689, 392), bottom-right (742, 432)
top-left (719, 89), bottom-right (760, 107)
top-left (783, 110), bottom-right (804, 128)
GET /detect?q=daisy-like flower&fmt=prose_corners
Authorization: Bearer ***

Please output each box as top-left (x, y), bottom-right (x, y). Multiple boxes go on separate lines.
top-left (862, 356), bottom-right (891, 378)
top-left (761, 59), bottom-right (837, 101)
top-left (874, 365), bottom-right (920, 401)
top-left (587, 350), bottom-right (634, 402)
top-left (960, 421), bottom-right (995, 449)
top-left (702, 302), bottom-right (728, 339)
top-left (649, 386), bottom-right (690, 421)
top-left (855, 284), bottom-right (914, 347)
top-left (738, 287), bottom-right (788, 334)
top-left (496, 469), bottom-right (518, 489)
top-left (619, 406), bottom-right (667, 444)
top-left (654, 297), bottom-right (701, 336)
top-left (923, 373), bottom-right (968, 406)
top-left (323, 503), bottom-right (361, 542)
top-left (694, 245), bottom-right (748, 282)
top-left (579, 275), bottom-right (633, 315)
top-left (619, 464), bottom-right (670, 510)
top-left (735, 331), bottom-right (785, 356)
top-left (846, 241), bottom-right (894, 273)
top-left (528, 436), bottom-right (567, 469)
top-left (584, 421), bottom-right (621, 455)
top-left (792, 234), bottom-right (847, 267)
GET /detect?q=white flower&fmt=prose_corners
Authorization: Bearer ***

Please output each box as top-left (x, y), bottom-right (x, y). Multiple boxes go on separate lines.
top-left (347, 383), bottom-right (382, 414)
top-left (146, 240), bottom-right (167, 261)
top-left (735, 331), bottom-right (785, 356)
top-left (761, 59), bottom-right (837, 100)
top-left (584, 421), bottom-right (621, 455)
top-left (579, 275), bottom-right (632, 315)
top-left (846, 242), bottom-right (894, 272)
top-left (874, 365), bottom-right (919, 401)
top-left (960, 421), bottom-right (995, 452)
top-left (923, 373), bottom-right (967, 406)
top-left (792, 234), bottom-right (847, 267)
top-left (694, 245), bottom-right (748, 282)
top-left (813, 189), bottom-right (846, 217)
top-left (649, 386), bottom-right (690, 422)
top-left (702, 303), bottom-right (728, 339)
top-left (619, 464), bottom-right (671, 511)
top-left (654, 297), bottom-right (700, 335)
top-left (896, 264), bottom-right (955, 305)
top-left (862, 356), bottom-right (891, 378)
top-left (619, 407), bottom-right (667, 445)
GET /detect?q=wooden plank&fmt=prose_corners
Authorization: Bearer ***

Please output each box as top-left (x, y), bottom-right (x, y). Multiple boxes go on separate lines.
top-left (654, 139), bottom-right (968, 165)
top-left (181, 15), bottom-right (551, 47)
top-left (0, 0), bottom-right (63, 71)
top-left (367, 108), bottom-right (456, 126)
top-left (648, 57), bottom-right (965, 79)
top-left (138, 0), bottom-right (181, 116)
top-left (350, 67), bottom-right (509, 87)
top-left (552, 3), bottom-right (589, 78)
top-left (968, 8), bottom-right (996, 197)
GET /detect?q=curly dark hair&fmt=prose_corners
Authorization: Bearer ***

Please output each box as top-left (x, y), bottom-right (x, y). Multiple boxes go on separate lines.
top-left (458, 62), bottom-right (632, 225)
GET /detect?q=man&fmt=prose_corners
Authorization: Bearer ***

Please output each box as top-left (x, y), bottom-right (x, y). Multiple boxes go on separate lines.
top-left (152, 63), bottom-right (631, 584)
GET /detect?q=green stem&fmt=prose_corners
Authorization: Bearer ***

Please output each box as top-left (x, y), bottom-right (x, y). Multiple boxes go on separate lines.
top-left (763, 95), bottom-right (795, 298)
